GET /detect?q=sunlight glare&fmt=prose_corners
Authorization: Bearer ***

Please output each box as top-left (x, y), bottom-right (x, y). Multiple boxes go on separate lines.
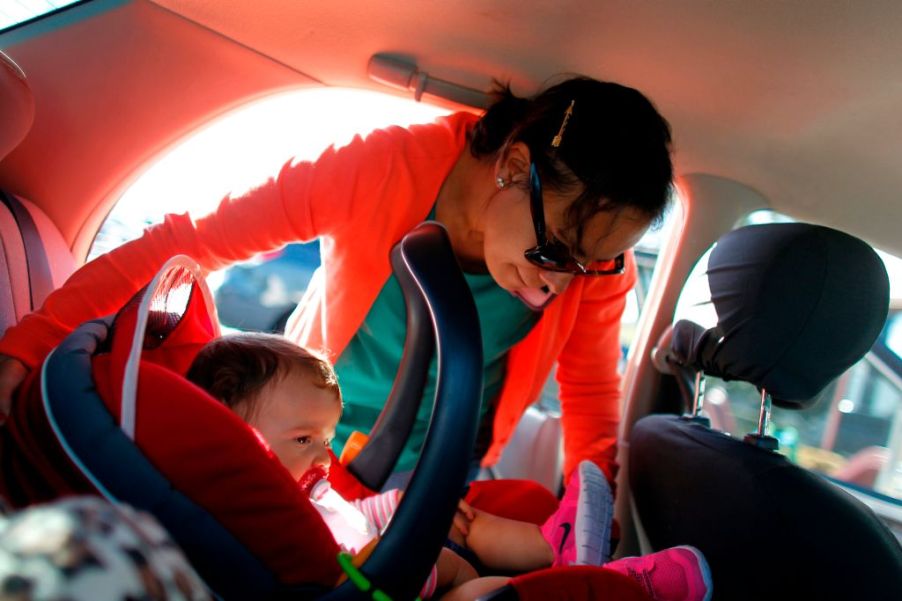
top-left (91, 88), bottom-right (451, 258)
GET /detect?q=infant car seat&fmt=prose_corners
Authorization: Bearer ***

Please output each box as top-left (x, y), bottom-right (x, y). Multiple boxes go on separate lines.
top-left (3, 223), bottom-right (489, 600)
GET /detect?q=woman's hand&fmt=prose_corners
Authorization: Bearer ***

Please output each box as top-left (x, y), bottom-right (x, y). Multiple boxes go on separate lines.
top-left (0, 355), bottom-right (28, 422)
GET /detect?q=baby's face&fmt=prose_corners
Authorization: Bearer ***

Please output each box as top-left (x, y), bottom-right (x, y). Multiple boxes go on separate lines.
top-left (246, 370), bottom-right (341, 482)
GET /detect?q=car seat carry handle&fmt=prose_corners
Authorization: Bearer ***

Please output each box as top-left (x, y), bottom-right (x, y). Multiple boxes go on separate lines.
top-left (324, 221), bottom-right (483, 601)
top-left (114, 255), bottom-right (221, 439)
top-left (346, 229), bottom-right (435, 490)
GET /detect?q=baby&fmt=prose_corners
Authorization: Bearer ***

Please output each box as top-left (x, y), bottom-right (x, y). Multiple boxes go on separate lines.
top-left (187, 332), bottom-right (711, 600)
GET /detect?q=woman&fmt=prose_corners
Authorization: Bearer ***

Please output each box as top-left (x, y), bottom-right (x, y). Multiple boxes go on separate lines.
top-left (0, 76), bottom-right (673, 487)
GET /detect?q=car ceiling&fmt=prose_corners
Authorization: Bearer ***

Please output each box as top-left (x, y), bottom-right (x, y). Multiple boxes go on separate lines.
top-left (2, 0), bottom-right (901, 257)
top-left (151, 0), bottom-right (902, 255)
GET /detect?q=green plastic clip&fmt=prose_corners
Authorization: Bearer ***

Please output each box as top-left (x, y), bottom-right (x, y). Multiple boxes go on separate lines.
top-left (336, 552), bottom-right (423, 601)
top-left (337, 552), bottom-right (371, 592)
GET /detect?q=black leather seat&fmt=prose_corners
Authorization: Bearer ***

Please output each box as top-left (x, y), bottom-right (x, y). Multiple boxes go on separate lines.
top-left (629, 223), bottom-right (902, 600)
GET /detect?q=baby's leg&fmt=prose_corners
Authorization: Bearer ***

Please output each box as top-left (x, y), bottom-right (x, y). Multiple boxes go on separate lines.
top-left (463, 509), bottom-right (553, 572)
top-left (435, 547), bottom-right (478, 589)
top-left (455, 461), bottom-right (614, 572)
top-left (440, 576), bottom-right (511, 601)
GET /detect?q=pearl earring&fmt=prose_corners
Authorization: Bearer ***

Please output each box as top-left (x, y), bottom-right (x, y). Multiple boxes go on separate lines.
top-left (496, 176), bottom-right (507, 189)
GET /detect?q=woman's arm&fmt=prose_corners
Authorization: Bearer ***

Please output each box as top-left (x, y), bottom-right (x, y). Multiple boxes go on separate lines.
top-left (555, 252), bottom-right (638, 483)
top-left (0, 114), bottom-right (468, 412)
top-left (0, 127), bottom-right (401, 369)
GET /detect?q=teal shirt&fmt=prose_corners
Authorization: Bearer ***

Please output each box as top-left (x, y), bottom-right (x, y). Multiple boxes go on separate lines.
top-left (333, 238), bottom-right (538, 471)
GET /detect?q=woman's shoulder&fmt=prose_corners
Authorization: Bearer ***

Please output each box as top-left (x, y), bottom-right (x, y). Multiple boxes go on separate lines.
top-left (299, 112), bottom-right (476, 190)
top-left (357, 111), bottom-right (478, 157)
top-left (409, 111), bottom-right (480, 138)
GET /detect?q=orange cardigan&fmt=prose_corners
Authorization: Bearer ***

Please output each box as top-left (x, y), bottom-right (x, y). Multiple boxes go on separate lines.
top-left (0, 112), bottom-right (635, 481)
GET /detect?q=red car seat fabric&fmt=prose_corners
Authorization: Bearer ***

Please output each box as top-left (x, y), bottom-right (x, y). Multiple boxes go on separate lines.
top-left (510, 566), bottom-right (651, 601)
top-left (465, 479), bottom-right (558, 525)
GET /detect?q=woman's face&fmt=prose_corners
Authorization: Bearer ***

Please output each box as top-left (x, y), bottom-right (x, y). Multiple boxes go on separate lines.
top-left (482, 178), bottom-right (651, 297)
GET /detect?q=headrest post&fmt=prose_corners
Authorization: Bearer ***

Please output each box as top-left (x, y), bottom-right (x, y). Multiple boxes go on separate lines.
top-left (679, 370), bottom-right (711, 426)
top-left (756, 388), bottom-right (770, 435)
top-left (743, 389), bottom-right (779, 451)
top-left (691, 371), bottom-right (706, 417)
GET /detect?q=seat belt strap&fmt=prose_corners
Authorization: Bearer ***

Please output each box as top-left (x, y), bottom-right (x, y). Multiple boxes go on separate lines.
top-left (0, 190), bottom-right (53, 311)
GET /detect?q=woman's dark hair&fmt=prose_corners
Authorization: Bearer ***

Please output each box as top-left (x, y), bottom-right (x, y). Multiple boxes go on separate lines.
top-left (470, 76), bottom-right (673, 242)
top-left (186, 332), bottom-right (340, 421)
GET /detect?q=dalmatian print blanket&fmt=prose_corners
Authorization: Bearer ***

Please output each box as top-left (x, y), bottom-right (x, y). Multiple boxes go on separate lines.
top-left (0, 497), bottom-right (210, 601)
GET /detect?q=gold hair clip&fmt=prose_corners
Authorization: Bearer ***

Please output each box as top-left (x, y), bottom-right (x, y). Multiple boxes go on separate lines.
top-left (551, 100), bottom-right (575, 148)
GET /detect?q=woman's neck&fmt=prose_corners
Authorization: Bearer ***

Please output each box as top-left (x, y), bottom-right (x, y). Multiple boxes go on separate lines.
top-left (434, 147), bottom-right (494, 272)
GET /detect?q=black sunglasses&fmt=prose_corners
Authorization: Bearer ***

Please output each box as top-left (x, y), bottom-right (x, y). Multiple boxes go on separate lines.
top-left (523, 162), bottom-right (625, 276)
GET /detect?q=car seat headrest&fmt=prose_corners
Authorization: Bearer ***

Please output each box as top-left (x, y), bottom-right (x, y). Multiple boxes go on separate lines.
top-left (0, 50), bottom-right (34, 161)
top-left (667, 223), bottom-right (889, 409)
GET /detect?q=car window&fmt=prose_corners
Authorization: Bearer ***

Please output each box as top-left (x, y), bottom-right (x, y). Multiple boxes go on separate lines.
top-left (674, 210), bottom-right (902, 503)
top-left (882, 311), bottom-right (902, 362)
top-left (89, 88), bottom-right (451, 332)
top-left (0, 0), bottom-right (83, 31)
top-left (620, 203), bottom-right (683, 355)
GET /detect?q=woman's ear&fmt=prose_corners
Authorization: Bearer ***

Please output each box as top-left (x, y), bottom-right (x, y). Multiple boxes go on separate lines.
top-left (499, 142), bottom-right (531, 184)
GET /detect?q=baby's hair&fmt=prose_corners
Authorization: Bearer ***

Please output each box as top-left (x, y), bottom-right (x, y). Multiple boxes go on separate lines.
top-left (186, 332), bottom-right (340, 421)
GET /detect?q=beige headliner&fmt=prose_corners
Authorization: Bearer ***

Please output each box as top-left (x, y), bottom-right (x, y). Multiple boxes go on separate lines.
top-left (152, 0), bottom-right (902, 254)
top-left (1, 0), bottom-right (900, 256)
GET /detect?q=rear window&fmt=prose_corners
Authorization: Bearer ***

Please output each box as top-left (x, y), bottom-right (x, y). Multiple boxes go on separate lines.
top-left (0, 0), bottom-right (83, 32)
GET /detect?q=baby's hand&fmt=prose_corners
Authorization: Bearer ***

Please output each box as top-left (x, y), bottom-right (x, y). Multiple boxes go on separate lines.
top-left (452, 499), bottom-right (475, 536)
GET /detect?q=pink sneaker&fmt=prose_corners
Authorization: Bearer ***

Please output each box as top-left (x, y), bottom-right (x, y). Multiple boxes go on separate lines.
top-left (606, 546), bottom-right (712, 601)
top-left (540, 460), bottom-right (613, 566)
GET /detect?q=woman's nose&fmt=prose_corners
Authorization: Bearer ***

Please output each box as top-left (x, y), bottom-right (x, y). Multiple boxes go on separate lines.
top-left (538, 270), bottom-right (574, 294)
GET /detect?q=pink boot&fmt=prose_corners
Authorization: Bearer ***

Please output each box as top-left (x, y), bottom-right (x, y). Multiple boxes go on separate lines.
top-left (539, 460), bottom-right (613, 566)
